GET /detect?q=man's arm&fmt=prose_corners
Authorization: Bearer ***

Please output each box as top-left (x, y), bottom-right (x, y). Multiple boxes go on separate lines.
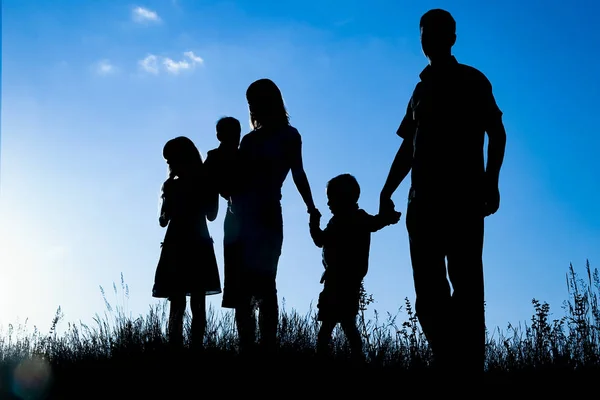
top-left (379, 100), bottom-right (416, 213)
top-left (481, 76), bottom-right (506, 216)
top-left (485, 120), bottom-right (506, 186)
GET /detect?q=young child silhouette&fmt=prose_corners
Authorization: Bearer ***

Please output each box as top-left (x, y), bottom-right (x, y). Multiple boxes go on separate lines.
top-left (153, 136), bottom-right (221, 349)
top-left (309, 173), bottom-right (401, 361)
top-left (204, 117), bottom-right (243, 309)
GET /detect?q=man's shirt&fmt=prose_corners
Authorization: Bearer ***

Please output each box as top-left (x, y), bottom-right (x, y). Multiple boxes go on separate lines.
top-left (397, 56), bottom-right (503, 205)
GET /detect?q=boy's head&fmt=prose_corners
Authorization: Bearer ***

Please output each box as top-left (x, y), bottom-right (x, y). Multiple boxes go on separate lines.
top-left (216, 116), bottom-right (241, 147)
top-left (326, 174), bottom-right (360, 214)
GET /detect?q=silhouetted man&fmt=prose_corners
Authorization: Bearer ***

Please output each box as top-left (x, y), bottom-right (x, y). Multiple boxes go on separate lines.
top-left (379, 9), bottom-right (507, 377)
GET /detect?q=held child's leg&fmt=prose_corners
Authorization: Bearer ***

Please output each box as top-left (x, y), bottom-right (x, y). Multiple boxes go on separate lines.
top-left (168, 295), bottom-right (186, 347)
top-left (316, 319), bottom-right (337, 356)
top-left (340, 318), bottom-right (364, 362)
top-left (190, 293), bottom-right (207, 349)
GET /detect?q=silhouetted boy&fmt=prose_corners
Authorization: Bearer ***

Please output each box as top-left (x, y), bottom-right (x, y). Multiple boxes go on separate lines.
top-left (204, 117), bottom-right (243, 309)
top-left (309, 174), bottom-right (400, 361)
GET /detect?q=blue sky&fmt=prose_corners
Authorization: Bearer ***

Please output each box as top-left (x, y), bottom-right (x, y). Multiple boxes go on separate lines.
top-left (1, 0), bottom-right (599, 337)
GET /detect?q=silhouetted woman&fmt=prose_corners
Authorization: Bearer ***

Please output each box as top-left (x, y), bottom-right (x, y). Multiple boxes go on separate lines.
top-left (232, 78), bottom-right (320, 354)
top-left (153, 136), bottom-right (221, 349)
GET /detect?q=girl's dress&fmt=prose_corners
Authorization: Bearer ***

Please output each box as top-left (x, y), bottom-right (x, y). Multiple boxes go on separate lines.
top-left (152, 174), bottom-right (221, 298)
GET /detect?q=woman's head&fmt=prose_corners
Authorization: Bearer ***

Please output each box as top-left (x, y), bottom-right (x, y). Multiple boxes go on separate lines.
top-left (246, 78), bottom-right (290, 130)
top-left (162, 136), bottom-right (203, 178)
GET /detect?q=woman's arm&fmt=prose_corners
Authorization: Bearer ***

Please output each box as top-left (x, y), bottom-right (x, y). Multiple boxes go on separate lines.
top-left (309, 213), bottom-right (324, 248)
top-left (290, 131), bottom-right (318, 214)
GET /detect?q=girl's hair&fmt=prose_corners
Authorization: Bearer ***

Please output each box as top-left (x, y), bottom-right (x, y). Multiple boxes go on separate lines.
top-left (162, 136), bottom-right (204, 177)
top-left (246, 78), bottom-right (290, 131)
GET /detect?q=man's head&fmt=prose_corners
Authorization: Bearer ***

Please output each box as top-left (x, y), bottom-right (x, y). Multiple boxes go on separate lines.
top-left (420, 9), bottom-right (456, 62)
top-left (216, 116), bottom-right (241, 147)
top-left (326, 174), bottom-right (360, 215)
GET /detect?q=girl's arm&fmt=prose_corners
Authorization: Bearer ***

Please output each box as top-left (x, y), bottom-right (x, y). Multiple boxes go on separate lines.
top-left (289, 131), bottom-right (318, 215)
top-left (158, 183), bottom-right (170, 227)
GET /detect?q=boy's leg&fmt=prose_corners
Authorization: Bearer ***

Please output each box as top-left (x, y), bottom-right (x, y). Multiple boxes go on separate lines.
top-left (317, 320), bottom-right (337, 357)
top-left (189, 293), bottom-right (207, 350)
top-left (168, 295), bottom-right (186, 348)
top-left (341, 318), bottom-right (364, 362)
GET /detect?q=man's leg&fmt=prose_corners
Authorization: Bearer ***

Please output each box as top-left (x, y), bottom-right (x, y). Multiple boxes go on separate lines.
top-left (447, 212), bottom-right (485, 377)
top-left (406, 200), bottom-right (452, 369)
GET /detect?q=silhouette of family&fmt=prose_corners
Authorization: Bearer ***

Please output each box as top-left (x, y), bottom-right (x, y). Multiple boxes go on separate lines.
top-left (151, 9), bottom-right (506, 377)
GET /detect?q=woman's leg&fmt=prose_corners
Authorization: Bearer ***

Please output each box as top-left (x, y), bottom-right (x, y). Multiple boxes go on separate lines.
top-left (257, 271), bottom-right (278, 353)
top-left (190, 293), bottom-right (207, 349)
top-left (168, 295), bottom-right (186, 347)
top-left (235, 298), bottom-right (256, 354)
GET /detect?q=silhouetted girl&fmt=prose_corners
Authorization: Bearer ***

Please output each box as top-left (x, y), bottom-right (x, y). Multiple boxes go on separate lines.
top-left (153, 136), bottom-right (221, 349)
top-left (232, 78), bottom-right (320, 354)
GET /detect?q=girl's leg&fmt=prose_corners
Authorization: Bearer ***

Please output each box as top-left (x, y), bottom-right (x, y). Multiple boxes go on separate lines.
top-left (316, 319), bottom-right (337, 357)
top-left (168, 295), bottom-right (186, 347)
top-left (190, 293), bottom-right (207, 349)
top-left (340, 319), bottom-right (364, 362)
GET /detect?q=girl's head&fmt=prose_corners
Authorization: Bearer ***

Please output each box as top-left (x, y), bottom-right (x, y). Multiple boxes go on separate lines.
top-left (246, 78), bottom-right (290, 131)
top-left (162, 136), bottom-right (203, 178)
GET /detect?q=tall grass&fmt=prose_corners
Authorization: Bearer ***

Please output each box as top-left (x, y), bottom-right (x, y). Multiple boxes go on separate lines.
top-left (0, 261), bottom-right (598, 397)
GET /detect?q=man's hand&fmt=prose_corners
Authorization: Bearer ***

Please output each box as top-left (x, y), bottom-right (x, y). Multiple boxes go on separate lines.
top-left (483, 180), bottom-right (500, 217)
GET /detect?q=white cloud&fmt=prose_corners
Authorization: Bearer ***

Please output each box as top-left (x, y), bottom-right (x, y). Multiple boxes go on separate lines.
top-left (138, 51), bottom-right (204, 75)
top-left (163, 58), bottom-right (191, 74)
top-left (94, 59), bottom-right (116, 75)
top-left (138, 54), bottom-right (159, 74)
top-left (132, 6), bottom-right (161, 23)
top-left (183, 51), bottom-right (204, 65)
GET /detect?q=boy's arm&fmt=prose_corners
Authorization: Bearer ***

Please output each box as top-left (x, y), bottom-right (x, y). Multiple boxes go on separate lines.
top-left (379, 97), bottom-right (416, 215)
top-left (364, 211), bottom-right (401, 233)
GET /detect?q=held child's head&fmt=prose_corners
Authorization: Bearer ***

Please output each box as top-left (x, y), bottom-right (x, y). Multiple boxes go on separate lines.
top-left (216, 116), bottom-right (241, 148)
top-left (326, 174), bottom-right (360, 215)
top-left (163, 136), bottom-right (203, 178)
